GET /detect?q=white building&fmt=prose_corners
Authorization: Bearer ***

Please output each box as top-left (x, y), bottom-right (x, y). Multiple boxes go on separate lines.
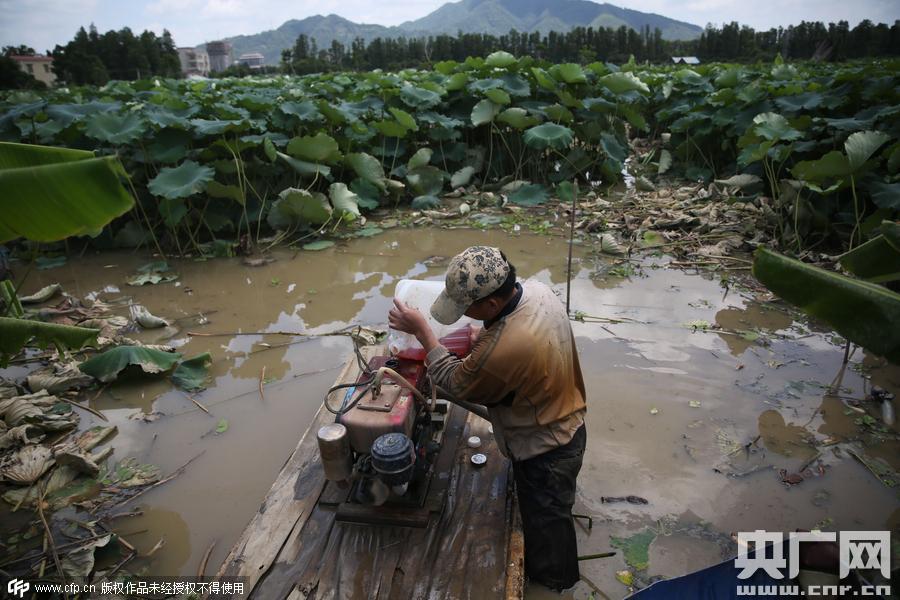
top-left (177, 47), bottom-right (210, 77)
top-left (12, 55), bottom-right (56, 86)
top-left (237, 53), bottom-right (265, 69)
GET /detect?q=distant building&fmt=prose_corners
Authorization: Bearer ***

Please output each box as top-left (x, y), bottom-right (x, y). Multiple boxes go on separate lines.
top-left (177, 47), bottom-right (210, 77)
top-left (206, 40), bottom-right (232, 73)
top-left (671, 56), bottom-right (701, 65)
top-left (236, 52), bottom-right (265, 69)
top-left (11, 55), bottom-right (56, 86)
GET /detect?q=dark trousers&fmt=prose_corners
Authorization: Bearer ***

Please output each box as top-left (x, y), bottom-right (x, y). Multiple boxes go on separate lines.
top-left (511, 424), bottom-right (586, 591)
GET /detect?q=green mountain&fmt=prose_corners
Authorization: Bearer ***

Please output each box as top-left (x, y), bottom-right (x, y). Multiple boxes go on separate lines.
top-left (398, 0), bottom-right (702, 40)
top-left (224, 0), bottom-right (702, 65)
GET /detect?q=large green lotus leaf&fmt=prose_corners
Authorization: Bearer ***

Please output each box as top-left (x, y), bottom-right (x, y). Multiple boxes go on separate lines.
top-left (531, 67), bottom-right (557, 91)
top-left (373, 119), bottom-right (409, 138)
top-left (267, 187), bottom-right (331, 229)
top-left (484, 51), bottom-right (517, 68)
top-left (752, 113), bottom-right (803, 142)
top-left (752, 247), bottom-right (900, 363)
top-left (400, 86), bottom-right (441, 110)
top-left (485, 88), bottom-right (511, 105)
top-left (171, 352), bottom-right (212, 392)
top-left (279, 101), bottom-right (321, 122)
top-left (0, 317), bottom-right (99, 367)
top-left (869, 181), bottom-right (900, 210)
top-left (497, 108), bottom-right (538, 130)
top-left (286, 132), bottom-right (340, 163)
top-left (0, 143), bottom-right (134, 243)
top-left (146, 128), bottom-right (191, 163)
top-left (83, 112), bottom-right (146, 145)
top-left (46, 102), bottom-right (120, 127)
top-left (148, 160), bottom-right (214, 199)
top-left (451, 166), bottom-right (476, 188)
top-left (190, 119), bottom-right (246, 136)
top-left (598, 72), bottom-right (649, 95)
top-left (328, 183), bottom-right (360, 221)
top-left (350, 178), bottom-right (381, 209)
top-left (145, 109), bottom-right (191, 130)
top-left (206, 180), bottom-right (244, 205)
top-left (159, 197), bottom-right (188, 228)
top-left (774, 92), bottom-right (824, 112)
top-left (509, 183), bottom-right (548, 206)
top-left (600, 133), bottom-right (627, 163)
top-left (276, 151), bottom-right (331, 179)
top-left (845, 130), bottom-right (890, 171)
top-left (523, 123), bottom-right (574, 151)
top-left (838, 221), bottom-right (900, 283)
top-left (791, 151), bottom-right (852, 185)
top-left (406, 166), bottom-right (444, 196)
top-left (469, 78), bottom-right (503, 94)
top-left (407, 148), bottom-right (433, 171)
top-left (544, 104), bottom-right (574, 123)
top-left (389, 107), bottom-right (418, 131)
top-left (445, 73), bottom-right (469, 91)
top-left (345, 152), bottom-right (386, 191)
top-left (499, 74), bottom-right (530, 97)
top-left (471, 99), bottom-right (500, 127)
top-left (79, 346), bottom-right (183, 383)
top-left (552, 63), bottom-right (587, 84)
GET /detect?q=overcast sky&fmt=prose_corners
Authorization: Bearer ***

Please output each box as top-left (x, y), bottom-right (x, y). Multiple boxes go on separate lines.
top-left (1, 0), bottom-right (898, 53)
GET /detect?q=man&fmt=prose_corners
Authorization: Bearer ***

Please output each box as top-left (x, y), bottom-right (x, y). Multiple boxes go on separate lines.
top-left (388, 245), bottom-right (587, 591)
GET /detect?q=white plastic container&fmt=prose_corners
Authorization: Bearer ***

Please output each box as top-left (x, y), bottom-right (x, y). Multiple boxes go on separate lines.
top-left (387, 279), bottom-right (475, 360)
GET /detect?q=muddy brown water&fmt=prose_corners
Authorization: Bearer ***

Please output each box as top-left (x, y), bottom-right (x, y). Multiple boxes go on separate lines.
top-left (2, 228), bottom-right (898, 599)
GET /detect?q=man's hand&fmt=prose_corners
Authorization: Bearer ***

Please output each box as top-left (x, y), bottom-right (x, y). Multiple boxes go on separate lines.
top-left (388, 299), bottom-right (440, 352)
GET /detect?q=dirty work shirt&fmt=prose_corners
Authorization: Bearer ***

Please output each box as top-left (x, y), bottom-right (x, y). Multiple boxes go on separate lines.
top-left (424, 279), bottom-right (587, 461)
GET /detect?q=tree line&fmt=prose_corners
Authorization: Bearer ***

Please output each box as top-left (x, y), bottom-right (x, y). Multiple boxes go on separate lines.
top-left (280, 19), bottom-right (900, 74)
top-left (51, 25), bottom-right (182, 85)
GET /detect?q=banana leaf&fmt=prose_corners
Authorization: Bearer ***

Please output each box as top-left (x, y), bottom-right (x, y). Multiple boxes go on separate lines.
top-left (838, 221), bottom-right (900, 283)
top-left (0, 317), bottom-right (99, 367)
top-left (0, 142), bottom-right (134, 243)
top-left (752, 248), bottom-right (900, 363)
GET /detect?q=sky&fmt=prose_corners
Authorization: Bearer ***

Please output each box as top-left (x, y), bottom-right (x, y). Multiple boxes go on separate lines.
top-left (1, 0), bottom-right (898, 53)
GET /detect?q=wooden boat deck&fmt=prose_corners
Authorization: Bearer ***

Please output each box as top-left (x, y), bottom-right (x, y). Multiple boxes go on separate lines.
top-left (216, 346), bottom-right (524, 599)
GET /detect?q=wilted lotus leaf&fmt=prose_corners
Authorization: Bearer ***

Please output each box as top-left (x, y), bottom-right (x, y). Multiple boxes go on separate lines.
top-left (0, 444), bottom-right (54, 484)
top-left (79, 346), bottom-right (182, 383)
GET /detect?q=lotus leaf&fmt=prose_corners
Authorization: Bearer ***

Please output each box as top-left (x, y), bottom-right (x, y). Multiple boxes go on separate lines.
top-left (148, 160), bottom-right (214, 199)
top-left (79, 346), bottom-right (182, 382)
top-left (171, 352), bottom-right (212, 392)
top-left (303, 240), bottom-right (335, 251)
top-left (407, 148), bottom-right (433, 170)
top-left (84, 112), bottom-right (145, 145)
top-left (484, 51), bottom-right (517, 68)
top-left (523, 123), bottom-right (574, 151)
top-left (286, 132), bottom-right (341, 163)
top-left (509, 184), bottom-right (548, 206)
top-left (329, 183), bottom-right (361, 221)
top-left (267, 188), bottom-right (332, 229)
top-left (0, 143), bottom-right (133, 244)
top-left (753, 248), bottom-right (900, 363)
top-left (451, 166), bottom-right (476, 188)
top-left (0, 317), bottom-right (99, 367)
top-left (471, 100), bottom-right (500, 127)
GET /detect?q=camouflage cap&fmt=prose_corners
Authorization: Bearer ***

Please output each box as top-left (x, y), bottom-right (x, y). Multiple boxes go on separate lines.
top-left (430, 246), bottom-right (510, 325)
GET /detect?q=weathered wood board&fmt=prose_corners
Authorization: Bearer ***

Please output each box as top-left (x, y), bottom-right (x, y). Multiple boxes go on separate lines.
top-left (217, 346), bottom-right (524, 599)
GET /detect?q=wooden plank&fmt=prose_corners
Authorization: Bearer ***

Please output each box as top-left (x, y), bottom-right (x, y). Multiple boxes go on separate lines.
top-left (334, 503), bottom-right (431, 528)
top-left (214, 346), bottom-right (373, 594)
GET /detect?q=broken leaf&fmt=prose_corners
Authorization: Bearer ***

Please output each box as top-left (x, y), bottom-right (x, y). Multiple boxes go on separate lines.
top-left (171, 352), bottom-right (212, 392)
top-left (0, 444), bottom-right (53, 484)
top-left (19, 283), bottom-right (62, 304)
top-left (79, 346), bottom-right (182, 383)
top-left (215, 418), bottom-right (229, 434)
top-left (130, 305), bottom-right (168, 329)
